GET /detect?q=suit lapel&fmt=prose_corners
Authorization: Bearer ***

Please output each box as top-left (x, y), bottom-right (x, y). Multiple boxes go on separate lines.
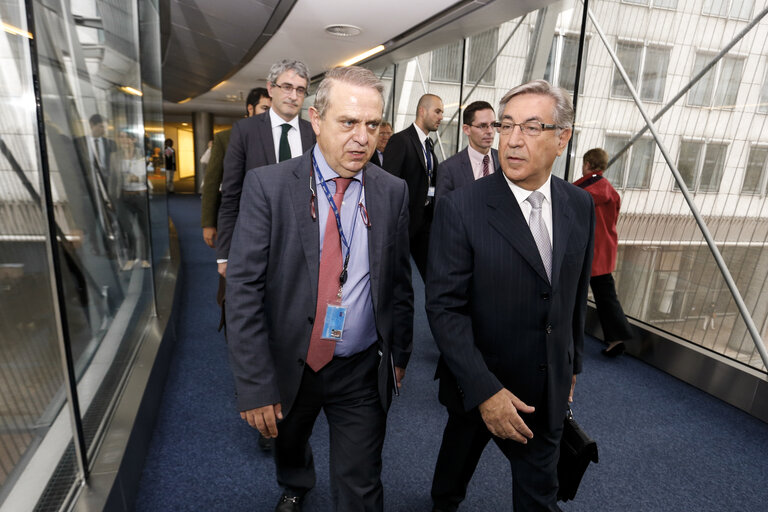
top-left (491, 148), bottom-right (499, 172)
top-left (459, 149), bottom-right (473, 185)
top-left (486, 172), bottom-right (550, 284)
top-left (289, 154), bottom-right (319, 299)
top-left (550, 177), bottom-right (574, 293)
top-left (364, 169), bottom-right (383, 314)
top-left (407, 125), bottom-right (427, 172)
top-left (259, 114), bottom-right (277, 166)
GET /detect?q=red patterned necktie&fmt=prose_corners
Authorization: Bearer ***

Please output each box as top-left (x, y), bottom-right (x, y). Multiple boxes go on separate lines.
top-left (306, 177), bottom-right (352, 371)
top-left (482, 154), bottom-right (490, 177)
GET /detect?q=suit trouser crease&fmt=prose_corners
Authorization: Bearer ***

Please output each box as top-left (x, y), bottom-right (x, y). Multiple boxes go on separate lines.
top-left (590, 273), bottom-right (633, 342)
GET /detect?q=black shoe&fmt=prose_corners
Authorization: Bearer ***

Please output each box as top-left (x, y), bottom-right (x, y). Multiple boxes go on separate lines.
top-left (275, 493), bottom-right (302, 512)
top-left (602, 341), bottom-right (625, 357)
top-left (258, 434), bottom-right (274, 452)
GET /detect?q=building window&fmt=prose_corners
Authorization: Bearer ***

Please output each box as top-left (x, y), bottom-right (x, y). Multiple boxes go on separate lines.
top-left (677, 141), bottom-right (728, 193)
top-left (430, 41), bottom-right (462, 83)
top-left (466, 28), bottom-right (498, 85)
top-left (623, 0), bottom-right (679, 8)
top-left (604, 135), bottom-right (654, 189)
top-left (702, 0), bottom-right (754, 20)
top-left (741, 146), bottom-right (768, 194)
top-left (688, 54), bottom-right (744, 108)
top-left (759, 65), bottom-right (768, 113)
top-left (611, 41), bottom-right (670, 102)
top-left (544, 34), bottom-right (589, 94)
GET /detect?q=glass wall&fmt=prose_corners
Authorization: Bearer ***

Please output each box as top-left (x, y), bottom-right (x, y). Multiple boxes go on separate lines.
top-left (365, 0), bottom-right (768, 374)
top-left (0, 0), bottom-right (166, 509)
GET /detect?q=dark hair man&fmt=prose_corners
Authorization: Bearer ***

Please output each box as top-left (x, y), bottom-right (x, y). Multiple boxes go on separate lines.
top-left (383, 93), bottom-right (444, 280)
top-left (435, 100), bottom-right (499, 199)
top-left (369, 121), bottom-right (392, 167)
top-left (427, 80), bottom-right (594, 511)
top-left (226, 66), bottom-right (413, 512)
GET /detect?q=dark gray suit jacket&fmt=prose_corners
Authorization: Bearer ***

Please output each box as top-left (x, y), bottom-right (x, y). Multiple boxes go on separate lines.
top-left (226, 153), bottom-right (414, 416)
top-left (216, 111), bottom-right (315, 260)
top-left (435, 147), bottom-right (499, 200)
top-left (426, 171), bottom-right (594, 432)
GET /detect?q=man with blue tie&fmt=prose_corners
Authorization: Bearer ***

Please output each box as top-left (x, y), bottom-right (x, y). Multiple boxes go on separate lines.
top-left (226, 66), bottom-right (413, 512)
top-left (427, 80), bottom-right (594, 511)
top-left (435, 101), bottom-right (499, 199)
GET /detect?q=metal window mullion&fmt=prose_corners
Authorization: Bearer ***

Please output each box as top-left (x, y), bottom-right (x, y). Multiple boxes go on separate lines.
top-left (564, 0), bottom-right (589, 182)
top-left (24, 0), bottom-right (89, 484)
top-left (586, 2), bottom-right (768, 370)
top-left (458, 37), bottom-right (467, 155)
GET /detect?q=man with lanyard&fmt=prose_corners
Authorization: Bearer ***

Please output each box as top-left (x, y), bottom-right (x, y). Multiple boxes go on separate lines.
top-left (226, 66), bottom-right (413, 512)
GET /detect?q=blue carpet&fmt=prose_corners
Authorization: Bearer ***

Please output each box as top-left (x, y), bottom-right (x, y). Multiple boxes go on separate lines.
top-left (134, 195), bottom-right (768, 511)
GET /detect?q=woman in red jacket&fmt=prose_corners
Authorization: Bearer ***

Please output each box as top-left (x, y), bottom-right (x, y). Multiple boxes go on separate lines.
top-left (575, 148), bottom-right (634, 356)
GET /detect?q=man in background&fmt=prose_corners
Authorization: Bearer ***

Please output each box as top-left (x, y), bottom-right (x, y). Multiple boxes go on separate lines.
top-left (435, 101), bottom-right (498, 199)
top-left (369, 121), bottom-right (392, 167)
top-left (383, 94), bottom-right (443, 280)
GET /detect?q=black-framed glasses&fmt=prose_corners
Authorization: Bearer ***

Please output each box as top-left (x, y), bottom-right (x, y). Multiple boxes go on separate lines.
top-left (272, 82), bottom-right (307, 97)
top-left (469, 123), bottom-right (495, 131)
top-left (492, 121), bottom-right (560, 137)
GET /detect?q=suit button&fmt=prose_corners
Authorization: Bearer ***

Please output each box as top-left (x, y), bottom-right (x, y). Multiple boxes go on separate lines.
top-left (538, 364), bottom-right (547, 371)
top-left (541, 293), bottom-right (550, 300)
top-left (297, 358), bottom-right (304, 366)
top-left (546, 324), bottom-right (552, 334)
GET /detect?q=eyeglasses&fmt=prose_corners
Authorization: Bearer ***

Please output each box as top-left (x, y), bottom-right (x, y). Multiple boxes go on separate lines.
top-left (492, 121), bottom-right (560, 137)
top-left (469, 123), bottom-right (495, 131)
top-left (272, 82), bottom-right (307, 97)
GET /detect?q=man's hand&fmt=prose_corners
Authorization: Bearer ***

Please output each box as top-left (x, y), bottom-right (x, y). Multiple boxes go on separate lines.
top-left (478, 388), bottom-right (535, 444)
top-left (569, 375), bottom-right (576, 403)
top-left (218, 261), bottom-right (227, 277)
top-left (203, 227), bottom-right (217, 248)
top-left (395, 367), bottom-right (406, 389)
top-left (240, 403), bottom-right (283, 438)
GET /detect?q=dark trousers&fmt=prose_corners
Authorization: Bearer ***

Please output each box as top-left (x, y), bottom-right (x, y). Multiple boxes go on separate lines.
top-left (410, 226), bottom-right (430, 282)
top-left (275, 344), bottom-right (386, 511)
top-left (590, 273), bottom-right (633, 342)
top-left (431, 409), bottom-right (563, 512)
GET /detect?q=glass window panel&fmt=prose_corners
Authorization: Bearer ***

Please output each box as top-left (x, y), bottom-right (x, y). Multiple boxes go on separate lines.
top-left (703, 0), bottom-right (729, 16)
top-left (430, 41), bottom-right (462, 83)
top-left (560, 35), bottom-right (588, 94)
top-left (604, 136), bottom-right (630, 187)
top-left (677, 141), bottom-right (702, 189)
top-left (627, 139), bottom-right (655, 189)
top-left (759, 65), bottom-right (768, 114)
top-left (613, 42), bottom-right (642, 98)
top-left (543, 38), bottom-right (556, 84)
top-left (466, 28), bottom-right (498, 85)
top-left (623, 0), bottom-right (649, 5)
top-left (655, 0), bottom-right (678, 8)
top-left (689, 54), bottom-right (715, 106)
top-left (730, 0), bottom-right (754, 20)
top-left (713, 56), bottom-right (743, 107)
top-left (641, 46), bottom-right (669, 102)
top-left (742, 147), bottom-right (768, 194)
top-left (699, 143), bottom-right (727, 192)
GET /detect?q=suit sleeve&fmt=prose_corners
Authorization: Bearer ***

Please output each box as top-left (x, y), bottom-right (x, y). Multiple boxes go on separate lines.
top-left (217, 122), bottom-right (246, 260)
top-left (200, 133), bottom-right (226, 228)
top-left (391, 179), bottom-right (414, 368)
top-left (225, 171), bottom-right (280, 411)
top-left (572, 194), bottom-right (595, 375)
top-left (382, 133), bottom-right (407, 178)
top-left (435, 158), bottom-right (453, 200)
top-left (426, 194), bottom-right (503, 411)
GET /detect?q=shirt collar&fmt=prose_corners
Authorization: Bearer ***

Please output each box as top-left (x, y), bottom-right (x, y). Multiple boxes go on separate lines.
top-left (270, 108), bottom-right (300, 131)
top-left (312, 145), bottom-right (362, 183)
top-left (503, 172), bottom-right (553, 207)
top-left (466, 144), bottom-right (491, 166)
top-left (413, 123), bottom-right (430, 145)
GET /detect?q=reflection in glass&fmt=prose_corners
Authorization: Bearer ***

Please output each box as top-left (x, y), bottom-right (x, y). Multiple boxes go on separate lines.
top-left (741, 147), bottom-right (768, 194)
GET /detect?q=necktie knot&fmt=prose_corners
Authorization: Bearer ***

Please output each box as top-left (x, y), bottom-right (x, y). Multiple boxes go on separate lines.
top-left (333, 177), bottom-right (352, 197)
top-left (425, 137), bottom-right (433, 150)
top-left (527, 190), bottom-right (545, 210)
top-left (281, 123), bottom-right (291, 135)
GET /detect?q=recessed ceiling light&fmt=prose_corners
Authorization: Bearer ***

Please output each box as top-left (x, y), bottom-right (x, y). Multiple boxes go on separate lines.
top-left (325, 24), bottom-right (362, 37)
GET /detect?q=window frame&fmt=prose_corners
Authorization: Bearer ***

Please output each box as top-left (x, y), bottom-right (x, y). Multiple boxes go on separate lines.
top-left (611, 39), bottom-right (671, 103)
top-left (604, 133), bottom-right (655, 190)
top-left (675, 139), bottom-right (729, 193)
top-left (687, 52), bottom-right (745, 109)
top-left (622, 0), bottom-right (679, 9)
top-left (740, 145), bottom-right (768, 196)
top-left (544, 32), bottom-right (590, 94)
top-left (702, 0), bottom-right (755, 21)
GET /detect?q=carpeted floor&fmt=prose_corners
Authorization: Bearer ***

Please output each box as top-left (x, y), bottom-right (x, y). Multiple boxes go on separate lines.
top-left (134, 195), bottom-right (768, 511)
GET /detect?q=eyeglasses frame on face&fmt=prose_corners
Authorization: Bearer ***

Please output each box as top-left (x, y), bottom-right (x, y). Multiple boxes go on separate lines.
top-left (272, 81), bottom-right (307, 97)
top-left (492, 120), bottom-right (561, 137)
top-left (468, 123), bottom-right (495, 131)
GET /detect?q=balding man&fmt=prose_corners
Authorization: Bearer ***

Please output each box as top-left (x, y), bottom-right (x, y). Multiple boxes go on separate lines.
top-left (383, 94), bottom-right (443, 280)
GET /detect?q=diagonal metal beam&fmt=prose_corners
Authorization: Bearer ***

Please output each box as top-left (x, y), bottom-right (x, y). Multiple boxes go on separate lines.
top-left (585, 3), bottom-right (768, 371)
top-left (607, 5), bottom-right (768, 169)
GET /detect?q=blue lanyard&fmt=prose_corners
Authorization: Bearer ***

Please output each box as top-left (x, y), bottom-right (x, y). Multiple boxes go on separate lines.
top-left (312, 153), bottom-right (364, 284)
top-left (422, 143), bottom-right (433, 183)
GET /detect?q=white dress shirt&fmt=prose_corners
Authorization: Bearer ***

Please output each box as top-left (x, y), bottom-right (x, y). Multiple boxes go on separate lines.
top-left (504, 173), bottom-right (553, 246)
top-left (467, 144), bottom-right (494, 180)
top-left (269, 108), bottom-right (303, 162)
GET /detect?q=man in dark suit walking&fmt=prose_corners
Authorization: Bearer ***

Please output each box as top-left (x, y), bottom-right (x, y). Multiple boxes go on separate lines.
top-left (216, 59), bottom-right (315, 277)
top-left (435, 101), bottom-right (498, 199)
top-left (427, 80), bottom-right (594, 512)
top-left (226, 66), bottom-right (413, 512)
top-left (383, 93), bottom-right (443, 280)
top-left (369, 121), bottom-right (392, 167)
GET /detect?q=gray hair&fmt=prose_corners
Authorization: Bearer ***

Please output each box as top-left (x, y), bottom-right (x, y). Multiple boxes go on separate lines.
top-left (266, 59), bottom-right (310, 85)
top-left (313, 66), bottom-right (384, 119)
top-left (498, 79), bottom-right (574, 130)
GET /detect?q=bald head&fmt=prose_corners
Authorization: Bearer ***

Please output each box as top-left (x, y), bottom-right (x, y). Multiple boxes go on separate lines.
top-left (416, 94), bottom-right (443, 133)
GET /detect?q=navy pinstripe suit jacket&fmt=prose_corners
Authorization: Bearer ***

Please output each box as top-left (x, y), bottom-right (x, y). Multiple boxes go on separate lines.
top-left (426, 170), bottom-right (594, 432)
